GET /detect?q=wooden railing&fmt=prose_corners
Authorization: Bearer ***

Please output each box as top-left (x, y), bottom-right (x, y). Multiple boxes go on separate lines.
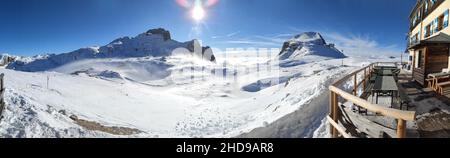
top-left (328, 62), bottom-right (416, 138)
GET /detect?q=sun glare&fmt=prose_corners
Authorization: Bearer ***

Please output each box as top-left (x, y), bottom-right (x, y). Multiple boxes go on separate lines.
top-left (192, 6), bottom-right (205, 22)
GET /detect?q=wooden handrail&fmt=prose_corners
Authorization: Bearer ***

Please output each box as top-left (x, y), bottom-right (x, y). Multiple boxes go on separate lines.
top-left (329, 62), bottom-right (416, 138)
top-left (330, 86), bottom-right (416, 121)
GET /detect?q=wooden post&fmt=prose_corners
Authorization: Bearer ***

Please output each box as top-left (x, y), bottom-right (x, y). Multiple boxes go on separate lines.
top-left (329, 91), bottom-right (335, 137)
top-left (353, 74), bottom-right (357, 96)
top-left (330, 92), bottom-right (339, 138)
top-left (363, 69), bottom-right (367, 90)
top-left (397, 119), bottom-right (406, 138)
top-left (0, 74), bottom-right (3, 90)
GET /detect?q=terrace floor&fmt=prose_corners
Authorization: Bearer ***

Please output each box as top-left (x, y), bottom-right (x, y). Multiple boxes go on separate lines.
top-left (340, 70), bottom-right (450, 138)
top-left (397, 72), bottom-right (450, 138)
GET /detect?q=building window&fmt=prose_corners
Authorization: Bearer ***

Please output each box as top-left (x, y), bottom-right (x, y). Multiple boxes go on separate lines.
top-left (433, 10), bottom-right (449, 33)
top-left (425, 1), bottom-right (429, 13)
top-left (411, 33), bottom-right (419, 45)
top-left (444, 10), bottom-right (449, 28)
top-left (431, 0), bottom-right (437, 6)
top-left (425, 24), bottom-right (431, 38)
top-left (438, 14), bottom-right (445, 31)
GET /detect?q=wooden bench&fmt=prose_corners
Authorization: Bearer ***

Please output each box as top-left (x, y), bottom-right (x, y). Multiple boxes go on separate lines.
top-left (426, 78), bottom-right (435, 89)
top-left (370, 76), bottom-right (377, 83)
top-left (437, 81), bottom-right (450, 95)
top-left (356, 82), bottom-right (375, 115)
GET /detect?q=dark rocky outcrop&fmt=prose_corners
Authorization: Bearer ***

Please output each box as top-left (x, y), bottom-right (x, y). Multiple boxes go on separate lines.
top-left (146, 28), bottom-right (171, 41)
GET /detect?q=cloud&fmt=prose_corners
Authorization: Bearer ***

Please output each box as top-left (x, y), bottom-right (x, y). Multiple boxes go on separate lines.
top-left (226, 31), bottom-right (241, 37)
top-left (323, 32), bottom-right (402, 57)
top-left (224, 40), bottom-right (281, 47)
top-left (212, 26), bottom-right (402, 57)
top-left (285, 26), bottom-right (402, 57)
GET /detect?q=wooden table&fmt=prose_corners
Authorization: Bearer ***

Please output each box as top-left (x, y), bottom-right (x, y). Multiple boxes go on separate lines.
top-left (374, 66), bottom-right (398, 70)
top-left (427, 72), bottom-right (450, 91)
top-left (374, 66), bottom-right (399, 76)
top-left (380, 70), bottom-right (393, 76)
top-left (373, 76), bottom-right (399, 106)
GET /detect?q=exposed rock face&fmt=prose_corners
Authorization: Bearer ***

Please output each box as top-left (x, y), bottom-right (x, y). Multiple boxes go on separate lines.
top-left (146, 28), bottom-right (171, 41)
top-left (186, 40), bottom-right (216, 62)
top-left (0, 55), bottom-right (16, 66)
top-left (279, 32), bottom-right (346, 60)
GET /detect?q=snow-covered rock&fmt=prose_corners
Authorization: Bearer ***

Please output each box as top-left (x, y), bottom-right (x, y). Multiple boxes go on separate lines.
top-left (279, 32), bottom-right (346, 61)
top-left (6, 28), bottom-right (216, 72)
top-left (0, 54), bottom-right (17, 66)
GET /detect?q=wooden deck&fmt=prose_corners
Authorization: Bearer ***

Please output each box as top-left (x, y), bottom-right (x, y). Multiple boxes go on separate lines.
top-left (329, 62), bottom-right (450, 138)
top-left (397, 72), bottom-right (450, 138)
top-left (329, 62), bottom-right (416, 138)
top-left (345, 71), bottom-right (450, 138)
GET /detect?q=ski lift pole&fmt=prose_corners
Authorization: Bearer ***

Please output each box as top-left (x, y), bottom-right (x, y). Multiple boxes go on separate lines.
top-left (47, 75), bottom-right (49, 89)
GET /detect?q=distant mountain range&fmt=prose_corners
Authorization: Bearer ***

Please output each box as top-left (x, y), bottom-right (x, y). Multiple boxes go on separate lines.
top-left (5, 28), bottom-right (216, 72)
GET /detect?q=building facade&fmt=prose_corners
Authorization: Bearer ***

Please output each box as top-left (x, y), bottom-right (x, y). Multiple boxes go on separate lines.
top-left (408, 0), bottom-right (450, 85)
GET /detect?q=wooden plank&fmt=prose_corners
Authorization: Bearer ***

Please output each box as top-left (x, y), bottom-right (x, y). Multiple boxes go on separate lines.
top-left (341, 107), bottom-right (397, 138)
top-left (326, 116), bottom-right (354, 138)
top-left (329, 86), bottom-right (416, 121)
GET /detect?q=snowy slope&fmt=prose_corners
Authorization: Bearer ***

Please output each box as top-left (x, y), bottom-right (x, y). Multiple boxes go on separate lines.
top-left (0, 55), bottom-right (356, 138)
top-left (0, 31), bottom-right (400, 138)
top-left (6, 28), bottom-right (216, 72)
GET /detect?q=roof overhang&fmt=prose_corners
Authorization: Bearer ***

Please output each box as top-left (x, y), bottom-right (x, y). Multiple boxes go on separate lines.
top-left (408, 33), bottom-right (450, 49)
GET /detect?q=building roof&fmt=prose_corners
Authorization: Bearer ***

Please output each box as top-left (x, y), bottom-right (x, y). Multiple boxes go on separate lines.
top-left (409, 33), bottom-right (450, 49)
top-left (423, 33), bottom-right (450, 43)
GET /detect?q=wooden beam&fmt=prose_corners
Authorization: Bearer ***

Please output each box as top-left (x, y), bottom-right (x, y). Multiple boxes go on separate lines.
top-left (397, 119), bottom-right (407, 138)
top-left (327, 116), bottom-right (353, 138)
top-left (329, 86), bottom-right (416, 121)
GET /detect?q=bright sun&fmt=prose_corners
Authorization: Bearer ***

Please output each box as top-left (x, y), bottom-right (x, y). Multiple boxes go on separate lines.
top-left (192, 6), bottom-right (205, 22)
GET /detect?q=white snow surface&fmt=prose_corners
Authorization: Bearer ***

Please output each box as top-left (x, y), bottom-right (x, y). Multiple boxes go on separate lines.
top-left (0, 53), bottom-right (398, 138)
top-left (0, 31), bottom-right (402, 138)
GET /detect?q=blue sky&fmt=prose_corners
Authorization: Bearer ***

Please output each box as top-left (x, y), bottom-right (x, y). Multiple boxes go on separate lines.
top-left (0, 0), bottom-right (416, 56)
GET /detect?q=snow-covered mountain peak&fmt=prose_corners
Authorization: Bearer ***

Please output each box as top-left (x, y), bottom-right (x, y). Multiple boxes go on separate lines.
top-left (279, 32), bottom-right (346, 61)
top-left (289, 32), bottom-right (326, 45)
